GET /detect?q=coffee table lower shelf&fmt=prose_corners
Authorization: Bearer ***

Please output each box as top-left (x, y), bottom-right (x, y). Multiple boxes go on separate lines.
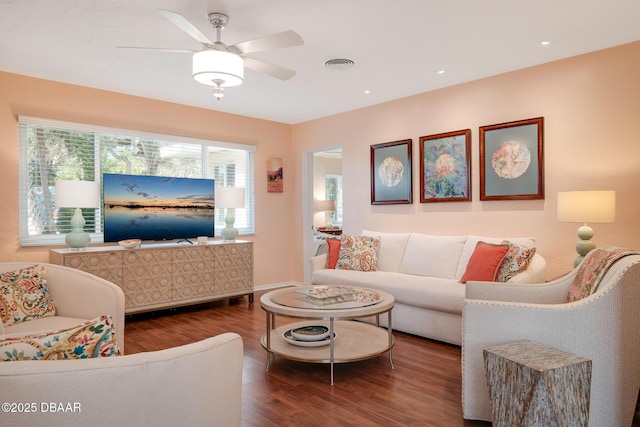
top-left (261, 319), bottom-right (394, 365)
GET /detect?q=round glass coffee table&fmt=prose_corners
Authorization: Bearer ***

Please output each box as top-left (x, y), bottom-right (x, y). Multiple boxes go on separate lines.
top-left (260, 285), bottom-right (395, 385)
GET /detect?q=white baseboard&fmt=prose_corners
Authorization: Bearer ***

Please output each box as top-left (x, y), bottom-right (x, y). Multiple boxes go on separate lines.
top-left (254, 281), bottom-right (305, 292)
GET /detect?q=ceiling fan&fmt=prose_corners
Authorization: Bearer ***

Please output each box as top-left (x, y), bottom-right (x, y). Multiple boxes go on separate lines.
top-left (119, 9), bottom-right (303, 99)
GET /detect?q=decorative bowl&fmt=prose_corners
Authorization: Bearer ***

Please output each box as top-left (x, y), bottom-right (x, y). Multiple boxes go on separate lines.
top-left (290, 325), bottom-right (330, 341)
top-left (118, 239), bottom-right (141, 249)
top-left (283, 329), bottom-right (336, 347)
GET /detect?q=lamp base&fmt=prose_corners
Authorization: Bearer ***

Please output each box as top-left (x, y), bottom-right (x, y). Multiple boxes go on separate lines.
top-left (221, 208), bottom-right (239, 242)
top-left (324, 211), bottom-right (335, 228)
top-left (573, 223), bottom-right (596, 267)
top-left (221, 227), bottom-right (239, 242)
top-left (65, 231), bottom-right (90, 250)
top-left (66, 207), bottom-right (91, 250)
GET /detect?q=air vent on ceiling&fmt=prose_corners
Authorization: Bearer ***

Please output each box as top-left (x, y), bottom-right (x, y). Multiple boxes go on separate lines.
top-left (325, 58), bottom-right (355, 70)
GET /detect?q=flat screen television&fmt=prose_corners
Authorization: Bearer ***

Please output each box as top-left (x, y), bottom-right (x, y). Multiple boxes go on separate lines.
top-left (103, 173), bottom-right (215, 243)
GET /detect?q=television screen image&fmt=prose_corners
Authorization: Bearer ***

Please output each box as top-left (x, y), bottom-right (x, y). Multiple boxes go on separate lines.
top-left (103, 173), bottom-right (215, 243)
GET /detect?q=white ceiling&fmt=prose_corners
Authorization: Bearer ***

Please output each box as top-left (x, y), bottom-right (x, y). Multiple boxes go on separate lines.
top-left (1, 0), bottom-right (639, 124)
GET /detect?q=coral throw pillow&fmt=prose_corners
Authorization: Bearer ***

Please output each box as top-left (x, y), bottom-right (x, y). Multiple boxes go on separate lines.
top-left (460, 242), bottom-right (510, 283)
top-left (0, 264), bottom-right (56, 327)
top-left (325, 238), bottom-right (341, 269)
top-left (0, 315), bottom-right (120, 361)
top-left (335, 235), bottom-right (381, 272)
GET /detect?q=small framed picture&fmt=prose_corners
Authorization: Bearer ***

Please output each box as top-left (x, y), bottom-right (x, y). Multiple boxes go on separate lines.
top-left (267, 156), bottom-right (283, 193)
top-left (370, 139), bottom-right (412, 205)
top-left (419, 129), bottom-right (471, 203)
top-left (480, 117), bottom-right (544, 200)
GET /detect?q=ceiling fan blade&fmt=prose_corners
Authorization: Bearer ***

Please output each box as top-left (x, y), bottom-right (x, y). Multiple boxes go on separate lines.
top-left (243, 57), bottom-right (296, 81)
top-left (157, 9), bottom-right (214, 47)
top-left (116, 46), bottom-right (196, 53)
top-left (230, 30), bottom-right (303, 55)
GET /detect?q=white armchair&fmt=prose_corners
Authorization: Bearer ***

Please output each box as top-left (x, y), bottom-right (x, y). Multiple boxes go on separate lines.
top-left (0, 333), bottom-right (243, 427)
top-left (0, 262), bottom-right (125, 352)
top-left (461, 251), bottom-right (640, 427)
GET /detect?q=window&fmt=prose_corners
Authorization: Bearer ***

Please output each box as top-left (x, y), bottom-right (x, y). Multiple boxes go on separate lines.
top-left (325, 174), bottom-right (343, 226)
top-left (19, 116), bottom-right (255, 246)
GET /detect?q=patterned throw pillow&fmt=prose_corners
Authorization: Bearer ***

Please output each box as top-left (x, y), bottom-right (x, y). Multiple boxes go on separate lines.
top-left (0, 265), bottom-right (56, 327)
top-left (0, 315), bottom-right (120, 361)
top-left (496, 241), bottom-right (537, 282)
top-left (335, 235), bottom-right (381, 272)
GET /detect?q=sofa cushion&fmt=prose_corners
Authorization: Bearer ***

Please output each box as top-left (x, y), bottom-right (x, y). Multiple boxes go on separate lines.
top-left (335, 235), bottom-right (381, 272)
top-left (312, 269), bottom-right (465, 314)
top-left (0, 315), bottom-right (119, 361)
top-left (399, 234), bottom-right (467, 279)
top-left (456, 235), bottom-right (536, 280)
top-left (2, 316), bottom-right (91, 338)
top-left (361, 230), bottom-right (410, 272)
top-left (0, 264), bottom-right (56, 327)
top-left (460, 242), bottom-right (510, 283)
top-left (496, 241), bottom-right (537, 282)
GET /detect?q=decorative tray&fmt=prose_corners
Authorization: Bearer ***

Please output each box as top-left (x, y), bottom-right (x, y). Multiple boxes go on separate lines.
top-left (283, 329), bottom-right (336, 347)
top-left (297, 286), bottom-right (357, 299)
top-left (293, 286), bottom-right (382, 307)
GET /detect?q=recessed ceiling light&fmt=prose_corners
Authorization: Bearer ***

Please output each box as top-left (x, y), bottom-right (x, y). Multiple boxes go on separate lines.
top-left (437, 70), bottom-right (446, 75)
top-left (541, 40), bottom-right (552, 46)
top-left (364, 90), bottom-right (371, 94)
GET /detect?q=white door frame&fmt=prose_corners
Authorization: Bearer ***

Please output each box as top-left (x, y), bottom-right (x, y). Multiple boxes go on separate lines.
top-left (302, 145), bottom-right (342, 284)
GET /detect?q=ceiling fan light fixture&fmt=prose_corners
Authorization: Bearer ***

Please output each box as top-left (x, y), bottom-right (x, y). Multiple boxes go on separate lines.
top-left (193, 50), bottom-right (244, 87)
top-left (212, 81), bottom-right (225, 100)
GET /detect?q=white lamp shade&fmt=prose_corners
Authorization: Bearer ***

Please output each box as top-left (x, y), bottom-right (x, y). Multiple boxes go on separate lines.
top-left (193, 50), bottom-right (244, 87)
top-left (314, 199), bottom-right (336, 212)
top-left (216, 187), bottom-right (245, 209)
top-left (557, 190), bottom-right (616, 223)
top-left (55, 180), bottom-right (99, 208)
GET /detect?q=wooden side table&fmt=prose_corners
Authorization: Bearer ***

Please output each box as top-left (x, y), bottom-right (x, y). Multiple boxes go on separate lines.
top-left (317, 227), bottom-right (342, 236)
top-left (483, 340), bottom-right (591, 426)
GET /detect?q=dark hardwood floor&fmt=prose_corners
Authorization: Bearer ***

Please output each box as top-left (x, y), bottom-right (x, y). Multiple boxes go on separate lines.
top-left (124, 290), bottom-right (491, 427)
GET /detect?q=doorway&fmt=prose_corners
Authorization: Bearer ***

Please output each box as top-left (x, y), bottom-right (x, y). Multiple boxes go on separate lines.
top-left (302, 146), bottom-right (343, 283)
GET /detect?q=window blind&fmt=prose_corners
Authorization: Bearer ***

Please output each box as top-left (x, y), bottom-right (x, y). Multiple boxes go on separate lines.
top-left (18, 116), bottom-right (255, 246)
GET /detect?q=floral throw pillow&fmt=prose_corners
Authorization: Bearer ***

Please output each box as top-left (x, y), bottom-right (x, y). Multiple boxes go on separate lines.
top-left (496, 241), bottom-right (537, 282)
top-left (335, 235), bottom-right (381, 272)
top-left (0, 265), bottom-right (56, 327)
top-left (0, 315), bottom-right (120, 361)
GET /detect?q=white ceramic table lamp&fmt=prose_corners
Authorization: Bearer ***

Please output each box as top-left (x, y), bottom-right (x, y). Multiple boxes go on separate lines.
top-left (216, 187), bottom-right (245, 241)
top-left (55, 180), bottom-right (100, 250)
top-left (314, 199), bottom-right (336, 228)
top-left (557, 190), bottom-right (616, 267)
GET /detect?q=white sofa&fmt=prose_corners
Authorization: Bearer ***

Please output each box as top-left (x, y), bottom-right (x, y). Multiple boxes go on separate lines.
top-left (311, 231), bottom-right (545, 345)
top-left (0, 262), bottom-right (126, 352)
top-left (461, 251), bottom-right (640, 427)
top-left (0, 332), bottom-right (243, 427)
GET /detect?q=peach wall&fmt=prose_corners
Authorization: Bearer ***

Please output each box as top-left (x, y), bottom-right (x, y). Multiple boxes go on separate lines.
top-left (0, 72), bottom-right (294, 286)
top-left (292, 42), bottom-right (640, 280)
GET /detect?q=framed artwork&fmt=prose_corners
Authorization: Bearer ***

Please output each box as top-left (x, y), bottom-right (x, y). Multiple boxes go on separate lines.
top-left (419, 129), bottom-right (471, 203)
top-left (370, 139), bottom-right (412, 205)
top-left (267, 156), bottom-right (283, 193)
top-left (480, 117), bottom-right (544, 200)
